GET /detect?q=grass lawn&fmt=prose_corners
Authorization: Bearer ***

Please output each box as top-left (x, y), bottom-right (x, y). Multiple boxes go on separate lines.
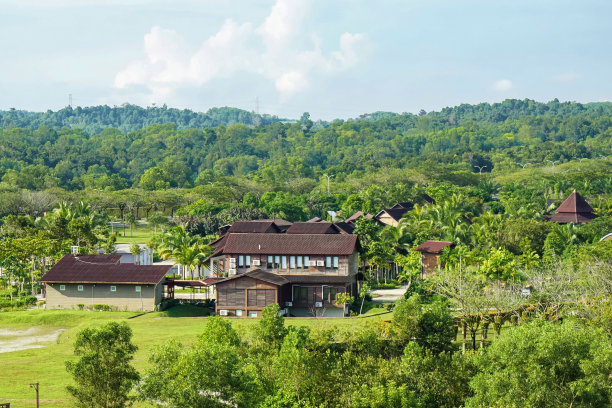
top-left (114, 223), bottom-right (157, 244)
top-left (0, 306), bottom-right (391, 407)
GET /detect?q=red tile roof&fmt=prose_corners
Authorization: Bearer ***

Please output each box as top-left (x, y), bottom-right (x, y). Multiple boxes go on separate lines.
top-left (228, 221), bottom-right (280, 233)
top-left (413, 240), bottom-right (454, 253)
top-left (216, 268), bottom-right (290, 286)
top-left (345, 211), bottom-right (364, 223)
top-left (40, 255), bottom-right (171, 284)
top-left (222, 233), bottom-right (358, 255)
top-left (548, 212), bottom-right (598, 224)
top-left (286, 222), bottom-right (339, 234)
top-left (556, 190), bottom-right (595, 214)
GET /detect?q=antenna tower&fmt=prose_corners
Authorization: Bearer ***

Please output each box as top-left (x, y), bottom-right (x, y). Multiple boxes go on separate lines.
top-left (68, 94), bottom-right (72, 107)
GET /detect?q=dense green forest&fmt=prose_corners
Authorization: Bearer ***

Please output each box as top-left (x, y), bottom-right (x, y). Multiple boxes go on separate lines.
top-left (0, 104), bottom-right (285, 134)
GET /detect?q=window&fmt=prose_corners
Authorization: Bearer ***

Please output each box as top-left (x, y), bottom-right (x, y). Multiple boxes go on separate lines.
top-left (324, 286), bottom-right (339, 302)
top-left (235, 309), bottom-right (243, 317)
top-left (289, 256), bottom-right (296, 269)
top-left (267, 255), bottom-right (274, 269)
top-left (274, 255), bottom-right (280, 268)
top-left (245, 255), bottom-right (251, 267)
top-left (325, 256), bottom-right (332, 268)
top-left (303, 256), bottom-right (310, 268)
top-left (296, 256), bottom-right (303, 268)
top-left (333, 256), bottom-right (339, 269)
top-left (135, 286), bottom-right (141, 292)
top-left (281, 256), bottom-right (287, 269)
top-left (110, 286), bottom-right (117, 292)
top-left (77, 285), bottom-right (84, 292)
top-left (248, 311), bottom-right (258, 318)
top-left (59, 285), bottom-right (66, 291)
top-left (238, 255), bottom-right (244, 267)
top-left (293, 285), bottom-right (309, 302)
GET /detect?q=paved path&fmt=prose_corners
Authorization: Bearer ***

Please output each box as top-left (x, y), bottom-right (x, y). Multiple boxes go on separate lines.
top-left (369, 286), bottom-right (408, 303)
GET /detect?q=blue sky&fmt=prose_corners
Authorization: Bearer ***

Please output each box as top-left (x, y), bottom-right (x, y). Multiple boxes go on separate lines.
top-left (1, 0), bottom-right (611, 119)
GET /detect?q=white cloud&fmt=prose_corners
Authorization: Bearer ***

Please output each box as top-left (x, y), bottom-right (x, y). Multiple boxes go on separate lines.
top-left (492, 79), bottom-right (513, 91)
top-left (114, 0), bottom-right (367, 101)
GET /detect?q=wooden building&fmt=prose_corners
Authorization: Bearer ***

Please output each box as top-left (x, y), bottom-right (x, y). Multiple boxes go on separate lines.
top-left (413, 240), bottom-right (455, 279)
top-left (41, 254), bottom-right (171, 311)
top-left (208, 220), bottom-right (360, 317)
top-left (547, 189), bottom-right (598, 224)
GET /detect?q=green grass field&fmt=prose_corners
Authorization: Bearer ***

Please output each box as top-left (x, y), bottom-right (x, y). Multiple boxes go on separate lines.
top-left (114, 223), bottom-right (157, 244)
top-left (0, 306), bottom-right (391, 407)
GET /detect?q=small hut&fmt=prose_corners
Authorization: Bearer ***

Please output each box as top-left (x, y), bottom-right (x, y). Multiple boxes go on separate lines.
top-left (548, 190), bottom-right (598, 224)
top-left (413, 240), bottom-right (455, 279)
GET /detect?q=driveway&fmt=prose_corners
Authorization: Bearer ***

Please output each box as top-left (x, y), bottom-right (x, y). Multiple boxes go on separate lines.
top-left (370, 286), bottom-right (408, 303)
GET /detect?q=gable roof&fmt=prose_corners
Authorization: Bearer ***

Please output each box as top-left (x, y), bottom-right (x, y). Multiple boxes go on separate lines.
top-left (334, 221), bottom-right (355, 234)
top-left (286, 222), bottom-right (339, 234)
top-left (307, 217), bottom-right (323, 222)
top-left (222, 233), bottom-right (358, 255)
top-left (375, 207), bottom-right (410, 222)
top-left (556, 190), bottom-right (595, 214)
top-left (413, 240), bottom-right (454, 253)
top-left (216, 268), bottom-right (289, 286)
top-left (345, 211), bottom-right (364, 223)
top-left (227, 220), bottom-right (280, 234)
top-left (40, 255), bottom-right (171, 284)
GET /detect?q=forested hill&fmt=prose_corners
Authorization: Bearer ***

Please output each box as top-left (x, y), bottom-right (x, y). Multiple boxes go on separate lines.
top-left (0, 98), bottom-right (610, 194)
top-left (0, 104), bottom-right (285, 134)
top-left (355, 99), bottom-right (612, 123)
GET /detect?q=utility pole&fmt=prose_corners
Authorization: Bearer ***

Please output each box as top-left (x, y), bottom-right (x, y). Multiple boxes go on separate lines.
top-left (546, 160), bottom-right (560, 168)
top-left (30, 382), bottom-right (39, 408)
top-left (68, 94), bottom-right (72, 107)
top-left (323, 174), bottom-right (333, 196)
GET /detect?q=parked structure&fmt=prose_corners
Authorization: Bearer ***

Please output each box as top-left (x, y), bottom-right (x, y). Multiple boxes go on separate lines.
top-left (114, 243), bottom-right (153, 265)
top-left (41, 254), bottom-right (171, 311)
top-left (208, 220), bottom-right (360, 317)
top-left (413, 240), bottom-right (455, 278)
top-left (547, 189), bottom-right (598, 224)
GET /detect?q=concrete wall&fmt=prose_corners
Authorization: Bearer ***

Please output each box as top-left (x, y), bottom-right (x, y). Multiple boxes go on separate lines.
top-left (45, 282), bottom-right (162, 311)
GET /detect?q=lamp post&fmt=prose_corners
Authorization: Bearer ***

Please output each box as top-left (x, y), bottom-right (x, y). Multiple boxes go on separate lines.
top-left (29, 382), bottom-right (39, 408)
top-left (323, 174), bottom-right (334, 196)
top-left (546, 160), bottom-right (560, 168)
top-left (516, 162), bottom-right (531, 169)
top-left (473, 165), bottom-right (487, 176)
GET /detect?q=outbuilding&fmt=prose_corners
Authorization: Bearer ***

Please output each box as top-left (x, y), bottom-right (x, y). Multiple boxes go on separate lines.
top-left (41, 254), bottom-right (171, 311)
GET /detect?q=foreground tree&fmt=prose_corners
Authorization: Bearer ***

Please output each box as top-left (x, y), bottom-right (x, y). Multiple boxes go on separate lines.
top-left (65, 322), bottom-right (139, 408)
top-left (467, 321), bottom-right (612, 408)
top-left (138, 316), bottom-right (258, 407)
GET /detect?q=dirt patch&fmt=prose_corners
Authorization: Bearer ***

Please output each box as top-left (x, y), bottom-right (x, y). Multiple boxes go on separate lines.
top-left (0, 327), bottom-right (64, 353)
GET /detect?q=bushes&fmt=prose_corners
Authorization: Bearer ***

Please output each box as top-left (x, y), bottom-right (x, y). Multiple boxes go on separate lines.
top-left (0, 295), bottom-right (37, 310)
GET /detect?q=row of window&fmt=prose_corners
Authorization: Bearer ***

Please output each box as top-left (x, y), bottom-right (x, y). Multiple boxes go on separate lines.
top-left (266, 255), bottom-right (339, 269)
top-left (292, 285), bottom-right (342, 303)
top-left (59, 285), bottom-right (141, 292)
top-left (233, 255), bottom-right (340, 269)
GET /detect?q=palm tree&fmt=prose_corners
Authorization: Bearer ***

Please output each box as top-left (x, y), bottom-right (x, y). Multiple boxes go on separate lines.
top-left (160, 226), bottom-right (211, 279)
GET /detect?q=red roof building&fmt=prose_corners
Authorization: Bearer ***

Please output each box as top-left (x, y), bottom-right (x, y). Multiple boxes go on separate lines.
top-left (548, 190), bottom-right (598, 224)
top-left (41, 254), bottom-right (171, 311)
top-left (413, 241), bottom-right (455, 279)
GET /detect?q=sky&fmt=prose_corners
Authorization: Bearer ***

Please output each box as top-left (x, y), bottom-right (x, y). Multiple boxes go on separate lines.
top-left (1, 0), bottom-right (611, 120)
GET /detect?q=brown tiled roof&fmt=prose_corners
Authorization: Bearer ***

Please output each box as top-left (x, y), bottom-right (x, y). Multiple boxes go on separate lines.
top-left (421, 193), bottom-right (436, 205)
top-left (74, 254), bottom-right (121, 264)
top-left (548, 212), bottom-right (597, 224)
top-left (216, 269), bottom-right (289, 286)
top-left (345, 211), bottom-right (364, 223)
top-left (413, 240), bottom-right (454, 253)
top-left (281, 275), bottom-right (351, 284)
top-left (307, 217), bottom-right (323, 222)
top-left (228, 221), bottom-right (280, 234)
top-left (556, 190), bottom-right (595, 214)
top-left (40, 255), bottom-right (171, 284)
top-left (222, 233), bottom-right (358, 255)
top-left (286, 222), bottom-right (339, 234)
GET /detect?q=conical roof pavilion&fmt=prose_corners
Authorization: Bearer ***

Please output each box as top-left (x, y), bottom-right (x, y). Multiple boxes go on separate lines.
top-left (549, 190), bottom-right (598, 224)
